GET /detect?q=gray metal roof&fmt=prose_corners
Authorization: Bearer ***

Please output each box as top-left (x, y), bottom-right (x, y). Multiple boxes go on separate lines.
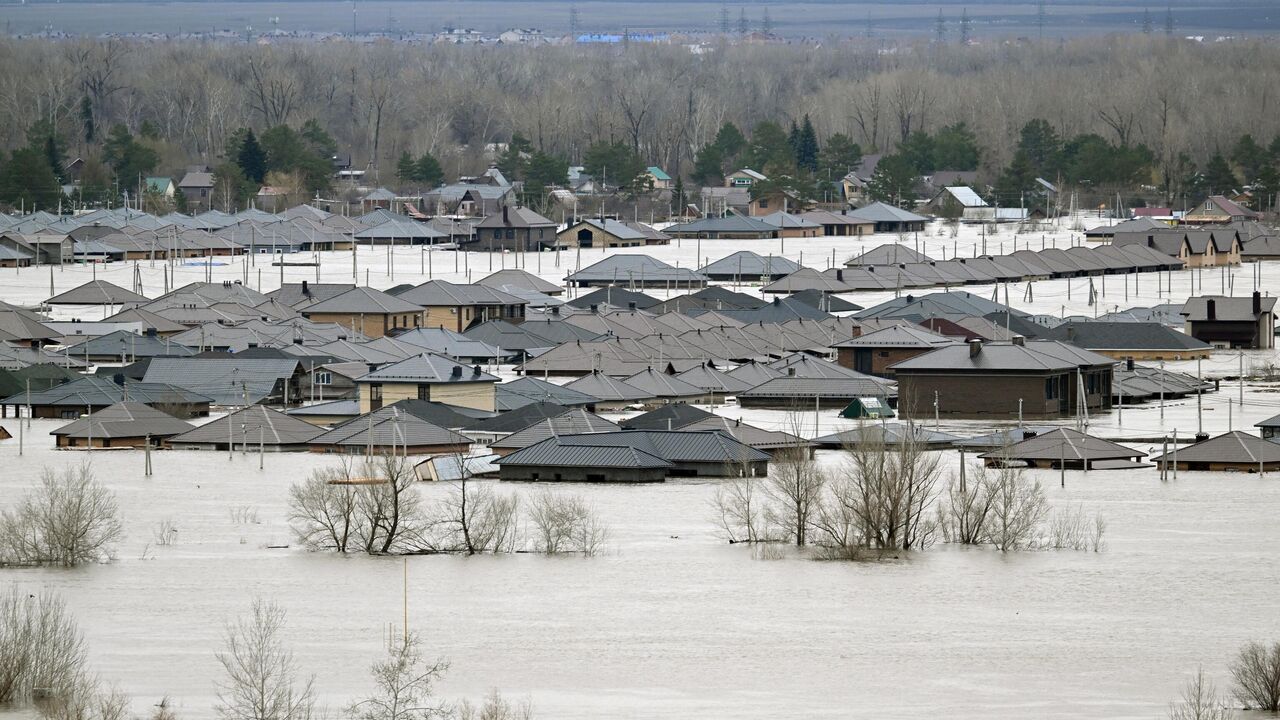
top-left (1041, 322), bottom-right (1210, 352)
top-left (47, 280), bottom-right (148, 306)
top-left (566, 255), bottom-right (709, 284)
top-left (622, 367), bottom-right (707, 398)
top-left (761, 267), bottom-right (853, 294)
top-left (698, 251), bottom-right (801, 278)
top-left (847, 244), bottom-right (933, 265)
top-left (310, 405), bottom-right (472, 448)
top-left (476, 269), bottom-right (563, 295)
top-left (562, 371), bottom-right (651, 402)
top-left (357, 353), bottom-right (498, 383)
top-left (848, 201), bottom-right (927, 223)
top-left (890, 339), bottom-right (1115, 373)
top-left (1181, 295), bottom-right (1277, 322)
top-left (392, 327), bottom-right (506, 360)
top-left (302, 287), bottom-right (425, 315)
top-left (739, 376), bottom-right (896, 399)
top-left (978, 427), bottom-right (1145, 462)
top-left (490, 408), bottom-right (621, 449)
top-left (673, 363), bottom-right (755, 394)
top-left (354, 217), bottom-right (447, 240)
top-left (64, 330), bottom-right (196, 359)
top-left (50, 401), bottom-right (193, 439)
top-left (497, 438), bottom-right (672, 469)
top-left (396, 280), bottom-right (526, 307)
top-left (468, 401), bottom-right (571, 433)
top-left (265, 283), bottom-right (357, 309)
top-left (832, 324), bottom-right (957, 349)
top-left (2, 376), bottom-right (211, 407)
top-left (495, 376), bottom-right (600, 411)
top-left (168, 404), bottom-right (324, 445)
top-left (566, 287), bottom-right (661, 310)
top-left (142, 357), bottom-right (299, 405)
top-left (665, 215), bottom-right (777, 235)
top-left (1151, 431), bottom-right (1280, 465)
top-left (813, 422), bottom-right (962, 448)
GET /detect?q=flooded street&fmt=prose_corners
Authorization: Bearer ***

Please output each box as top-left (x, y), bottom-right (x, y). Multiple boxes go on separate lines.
top-left (3, 424), bottom-right (1278, 719)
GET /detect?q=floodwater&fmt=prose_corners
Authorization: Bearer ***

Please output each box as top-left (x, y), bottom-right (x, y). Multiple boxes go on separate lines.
top-left (3, 216), bottom-right (1280, 716)
top-left (2, 416), bottom-right (1279, 719)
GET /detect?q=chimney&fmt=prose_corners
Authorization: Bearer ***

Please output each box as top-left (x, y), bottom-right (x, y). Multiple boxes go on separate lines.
top-left (1066, 325), bottom-right (1076, 342)
top-left (293, 337), bottom-right (303, 345)
top-left (367, 363), bottom-right (379, 373)
top-left (502, 205), bottom-right (510, 224)
top-left (836, 269), bottom-right (844, 281)
top-left (969, 339), bottom-right (982, 358)
top-left (551, 306), bottom-right (560, 316)
top-left (590, 304), bottom-right (598, 314)
top-left (472, 365), bottom-right (482, 377)
top-left (1011, 335), bottom-right (1025, 346)
top-left (1023, 430), bottom-right (1038, 439)
top-left (1253, 290), bottom-right (1262, 316)
top-left (1146, 235), bottom-right (1154, 247)
top-left (787, 367), bottom-right (796, 376)
top-left (628, 301), bottom-right (637, 310)
top-left (302, 279), bottom-right (310, 296)
top-left (113, 373), bottom-right (125, 386)
top-left (1206, 298), bottom-right (1216, 320)
top-left (451, 365), bottom-right (463, 378)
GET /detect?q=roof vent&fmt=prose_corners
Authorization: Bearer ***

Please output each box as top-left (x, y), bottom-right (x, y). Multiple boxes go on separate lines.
top-left (1011, 335), bottom-right (1025, 346)
top-left (472, 365), bottom-right (482, 377)
top-left (1206, 298), bottom-right (1216, 320)
top-left (451, 365), bottom-right (463, 378)
top-left (969, 339), bottom-right (983, 358)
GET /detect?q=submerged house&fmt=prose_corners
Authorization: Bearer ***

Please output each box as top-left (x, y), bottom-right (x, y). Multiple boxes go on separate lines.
top-left (50, 401), bottom-right (193, 448)
top-left (1180, 293), bottom-right (1277, 350)
top-left (978, 427), bottom-right (1148, 470)
top-left (167, 405), bottom-right (325, 451)
top-left (1152, 431), bottom-right (1280, 472)
top-left (495, 430), bottom-right (770, 482)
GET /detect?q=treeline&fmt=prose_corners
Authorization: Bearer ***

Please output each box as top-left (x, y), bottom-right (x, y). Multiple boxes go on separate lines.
top-left (1, 35), bottom-right (1279, 210)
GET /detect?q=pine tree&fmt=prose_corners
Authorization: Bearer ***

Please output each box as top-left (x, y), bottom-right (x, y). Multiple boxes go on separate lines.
top-left (671, 176), bottom-right (685, 215)
top-left (237, 129), bottom-right (268, 185)
top-left (796, 115), bottom-right (819, 173)
top-left (1201, 153), bottom-right (1238, 194)
top-left (414, 154), bottom-right (444, 187)
top-left (396, 151), bottom-right (417, 183)
top-left (866, 154), bottom-right (919, 207)
top-left (79, 96), bottom-right (94, 144)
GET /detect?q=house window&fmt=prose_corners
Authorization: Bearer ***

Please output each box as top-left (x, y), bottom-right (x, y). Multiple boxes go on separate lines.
top-left (315, 371), bottom-right (333, 386)
top-left (505, 229), bottom-right (515, 240)
top-left (759, 199), bottom-right (769, 209)
top-left (1045, 378), bottom-right (1057, 400)
top-left (369, 384), bottom-right (383, 400)
top-left (417, 384), bottom-right (429, 401)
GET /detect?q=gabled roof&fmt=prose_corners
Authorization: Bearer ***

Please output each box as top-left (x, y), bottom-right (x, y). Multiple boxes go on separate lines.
top-left (1181, 295), bottom-right (1277, 322)
top-left (302, 287), bottom-right (425, 315)
top-left (50, 401), bottom-right (193, 439)
top-left (475, 206), bottom-right (556, 229)
top-left (396, 280), bottom-right (526, 308)
top-left (266, 283), bottom-right (357, 309)
top-left (168, 404), bottom-right (324, 445)
top-left (940, 186), bottom-right (987, 208)
top-left (1041, 321), bottom-right (1210, 352)
top-left (568, 217), bottom-right (647, 241)
top-left (758, 212), bottom-right (821, 229)
top-left (357, 353), bottom-right (498, 383)
top-left (46, 280), bottom-right (148, 306)
top-left (848, 202), bottom-right (927, 224)
top-left (673, 363), bottom-right (756, 394)
top-left (622, 367), bottom-right (707, 398)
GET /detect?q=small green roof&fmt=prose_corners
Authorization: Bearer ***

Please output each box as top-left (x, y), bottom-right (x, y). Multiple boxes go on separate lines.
top-left (646, 166), bottom-right (671, 181)
top-left (144, 177), bottom-right (173, 192)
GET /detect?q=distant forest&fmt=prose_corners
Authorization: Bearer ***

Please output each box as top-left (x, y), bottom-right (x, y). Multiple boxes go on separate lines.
top-left (0, 35), bottom-right (1278, 211)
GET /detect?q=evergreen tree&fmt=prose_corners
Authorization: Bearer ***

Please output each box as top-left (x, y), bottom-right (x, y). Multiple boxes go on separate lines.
top-left (691, 143), bottom-right (725, 186)
top-left (744, 120), bottom-right (792, 171)
top-left (1200, 152), bottom-right (1238, 194)
top-left (818, 133), bottom-right (863, 179)
top-left (102, 125), bottom-right (159, 188)
top-left (237, 128), bottom-right (268, 184)
top-left (671, 176), bottom-right (685, 214)
top-left (414, 154), bottom-right (444, 187)
top-left (28, 121), bottom-right (66, 184)
top-left (932, 122), bottom-right (981, 170)
top-left (582, 140), bottom-right (644, 191)
top-left (1231, 134), bottom-right (1267, 183)
top-left (0, 146), bottom-right (62, 209)
top-left (898, 131), bottom-right (937, 175)
top-left (174, 187), bottom-right (188, 214)
top-left (79, 96), bottom-right (95, 144)
top-left (712, 122), bottom-right (747, 158)
top-left (865, 153), bottom-right (918, 207)
top-left (994, 149), bottom-right (1038, 204)
top-left (396, 151), bottom-right (417, 183)
top-left (795, 115), bottom-right (819, 173)
top-left (497, 133), bottom-right (534, 179)
top-left (1017, 119), bottom-right (1062, 177)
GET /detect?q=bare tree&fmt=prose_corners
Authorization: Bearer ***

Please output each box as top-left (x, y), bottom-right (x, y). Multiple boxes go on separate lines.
top-left (765, 443), bottom-right (825, 548)
top-left (288, 465), bottom-right (361, 553)
top-left (0, 589), bottom-right (89, 706)
top-left (215, 599), bottom-right (315, 720)
top-left (1168, 668), bottom-right (1233, 720)
top-left (936, 464), bottom-right (997, 546)
top-left (348, 633), bottom-right (448, 720)
top-left (1230, 641), bottom-right (1280, 712)
top-left (37, 683), bottom-right (130, 720)
top-left (711, 475), bottom-right (768, 544)
top-left (456, 690), bottom-right (534, 720)
top-left (355, 454), bottom-right (425, 555)
top-left (821, 434), bottom-right (942, 552)
top-left (527, 492), bottom-right (608, 556)
top-left (983, 464), bottom-right (1047, 552)
top-left (0, 463), bottom-right (123, 567)
top-left (433, 476), bottom-right (520, 555)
